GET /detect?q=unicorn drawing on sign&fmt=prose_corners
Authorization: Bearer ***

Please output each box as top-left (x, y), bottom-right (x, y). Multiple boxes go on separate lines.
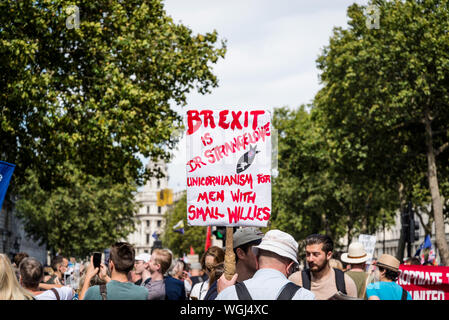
top-left (236, 145), bottom-right (260, 174)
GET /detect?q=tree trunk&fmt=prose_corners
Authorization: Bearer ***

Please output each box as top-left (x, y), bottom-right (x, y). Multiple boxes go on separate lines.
top-left (396, 182), bottom-right (406, 261)
top-left (424, 108), bottom-right (449, 266)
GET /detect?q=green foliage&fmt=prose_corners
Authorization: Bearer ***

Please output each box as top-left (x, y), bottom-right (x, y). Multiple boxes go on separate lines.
top-left (1, 0), bottom-right (226, 255)
top-left (271, 106), bottom-right (397, 249)
top-left (163, 193), bottom-right (207, 258)
top-left (1, 0), bottom-right (226, 189)
top-left (15, 162), bottom-right (137, 258)
top-left (313, 0), bottom-right (449, 262)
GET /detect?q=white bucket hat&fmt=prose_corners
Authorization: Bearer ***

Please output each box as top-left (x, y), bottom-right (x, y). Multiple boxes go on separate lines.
top-left (135, 253), bottom-right (151, 263)
top-left (341, 242), bottom-right (371, 264)
top-left (252, 229), bottom-right (298, 264)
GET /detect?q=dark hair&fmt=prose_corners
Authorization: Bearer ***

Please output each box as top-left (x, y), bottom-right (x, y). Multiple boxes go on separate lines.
top-left (234, 239), bottom-right (262, 263)
top-left (13, 252), bottom-right (29, 267)
top-left (200, 246), bottom-right (225, 271)
top-left (19, 257), bottom-right (43, 289)
top-left (109, 242), bottom-right (135, 274)
top-left (305, 234), bottom-right (334, 254)
top-left (378, 266), bottom-right (400, 281)
top-left (208, 262), bottom-right (225, 286)
top-left (409, 257), bottom-right (421, 265)
top-left (50, 256), bottom-right (65, 271)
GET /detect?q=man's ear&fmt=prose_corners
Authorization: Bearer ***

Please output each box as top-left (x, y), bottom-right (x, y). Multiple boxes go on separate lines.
top-left (286, 261), bottom-right (294, 275)
top-left (236, 248), bottom-right (246, 260)
top-left (326, 251), bottom-right (333, 261)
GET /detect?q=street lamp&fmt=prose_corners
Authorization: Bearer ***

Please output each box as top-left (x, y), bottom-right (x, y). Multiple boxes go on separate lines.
top-left (13, 236), bottom-right (21, 252)
top-left (1, 229), bottom-right (11, 253)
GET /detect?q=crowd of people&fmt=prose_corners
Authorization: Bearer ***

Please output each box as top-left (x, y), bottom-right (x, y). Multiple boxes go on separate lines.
top-left (0, 227), bottom-right (421, 300)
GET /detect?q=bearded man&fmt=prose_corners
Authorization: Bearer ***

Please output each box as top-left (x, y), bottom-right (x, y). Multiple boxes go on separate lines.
top-left (289, 234), bottom-right (358, 300)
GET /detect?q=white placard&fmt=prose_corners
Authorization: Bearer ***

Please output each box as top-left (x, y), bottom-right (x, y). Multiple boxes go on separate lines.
top-left (358, 234), bottom-right (377, 265)
top-left (186, 108), bottom-right (272, 227)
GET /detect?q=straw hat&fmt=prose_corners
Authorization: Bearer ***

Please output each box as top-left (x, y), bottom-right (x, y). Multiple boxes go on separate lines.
top-left (376, 254), bottom-right (400, 272)
top-left (341, 242), bottom-right (371, 264)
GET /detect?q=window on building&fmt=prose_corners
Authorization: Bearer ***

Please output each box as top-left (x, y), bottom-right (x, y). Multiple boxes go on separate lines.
top-left (144, 250), bottom-right (148, 253)
top-left (146, 220), bottom-right (150, 228)
top-left (158, 206), bottom-right (161, 214)
top-left (157, 180), bottom-right (160, 189)
top-left (146, 234), bottom-right (150, 244)
top-left (147, 206), bottom-right (150, 214)
top-left (157, 220), bottom-right (161, 228)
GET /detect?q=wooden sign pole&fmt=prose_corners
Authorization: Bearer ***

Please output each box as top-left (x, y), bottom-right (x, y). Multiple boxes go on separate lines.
top-left (224, 227), bottom-right (236, 280)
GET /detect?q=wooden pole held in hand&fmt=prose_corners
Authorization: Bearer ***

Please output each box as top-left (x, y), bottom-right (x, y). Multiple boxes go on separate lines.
top-left (224, 227), bottom-right (236, 280)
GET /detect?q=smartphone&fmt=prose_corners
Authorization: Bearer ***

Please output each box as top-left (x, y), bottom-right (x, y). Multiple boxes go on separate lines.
top-left (93, 252), bottom-right (102, 269)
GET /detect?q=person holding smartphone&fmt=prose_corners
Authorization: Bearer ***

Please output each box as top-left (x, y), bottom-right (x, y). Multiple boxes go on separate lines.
top-left (80, 242), bottom-right (148, 300)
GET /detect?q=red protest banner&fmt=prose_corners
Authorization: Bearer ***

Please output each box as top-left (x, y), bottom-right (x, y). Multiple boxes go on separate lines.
top-left (397, 265), bottom-right (449, 300)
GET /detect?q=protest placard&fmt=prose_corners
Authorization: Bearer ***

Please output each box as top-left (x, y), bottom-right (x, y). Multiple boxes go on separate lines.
top-left (186, 108), bottom-right (272, 228)
top-left (398, 265), bottom-right (449, 300)
top-left (358, 234), bottom-right (377, 266)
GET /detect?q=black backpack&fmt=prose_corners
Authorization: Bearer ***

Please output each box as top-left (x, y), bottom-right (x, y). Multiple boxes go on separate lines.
top-left (235, 281), bottom-right (302, 300)
top-left (301, 268), bottom-right (346, 294)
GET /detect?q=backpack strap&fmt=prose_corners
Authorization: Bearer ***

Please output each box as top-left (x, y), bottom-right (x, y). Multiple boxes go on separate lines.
top-left (334, 268), bottom-right (347, 295)
top-left (50, 288), bottom-right (60, 300)
top-left (277, 282), bottom-right (302, 300)
top-left (235, 282), bottom-right (252, 300)
top-left (301, 269), bottom-right (311, 290)
top-left (401, 288), bottom-right (408, 300)
top-left (99, 284), bottom-right (107, 300)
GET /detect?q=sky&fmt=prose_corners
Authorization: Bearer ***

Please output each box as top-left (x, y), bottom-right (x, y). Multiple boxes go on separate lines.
top-left (154, 0), bottom-right (370, 192)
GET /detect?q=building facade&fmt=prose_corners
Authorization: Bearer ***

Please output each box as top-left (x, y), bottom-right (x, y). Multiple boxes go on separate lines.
top-left (371, 209), bottom-right (449, 263)
top-left (0, 203), bottom-right (47, 264)
top-left (126, 162), bottom-right (184, 255)
top-left (340, 207), bottom-right (449, 264)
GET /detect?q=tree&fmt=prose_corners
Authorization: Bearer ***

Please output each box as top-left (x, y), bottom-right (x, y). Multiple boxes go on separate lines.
top-left (15, 163), bottom-right (137, 258)
top-left (163, 193), bottom-right (208, 258)
top-left (1, 0), bottom-right (226, 255)
top-left (314, 0), bottom-right (449, 264)
top-left (271, 106), bottom-right (397, 251)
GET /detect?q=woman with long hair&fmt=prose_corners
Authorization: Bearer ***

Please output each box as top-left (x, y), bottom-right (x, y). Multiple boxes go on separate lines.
top-left (0, 254), bottom-right (34, 300)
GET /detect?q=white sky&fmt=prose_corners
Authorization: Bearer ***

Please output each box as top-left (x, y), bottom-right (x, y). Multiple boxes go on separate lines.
top-left (153, 0), bottom-right (370, 192)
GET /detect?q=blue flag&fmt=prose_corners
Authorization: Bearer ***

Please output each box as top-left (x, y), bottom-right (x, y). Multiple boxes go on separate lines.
top-left (152, 231), bottom-right (159, 240)
top-left (414, 234), bottom-right (432, 257)
top-left (0, 161), bottom-right (16, 211)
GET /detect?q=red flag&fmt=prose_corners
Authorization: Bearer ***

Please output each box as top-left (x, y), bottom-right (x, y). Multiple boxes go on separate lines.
top-left (205, 226), bottom-right (212, 252)
top-left (190, 246), bottom-right (195, 255)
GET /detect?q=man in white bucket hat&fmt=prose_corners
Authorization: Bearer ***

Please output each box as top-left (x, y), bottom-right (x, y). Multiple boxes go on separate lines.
top-left (341, 242), bottom-right (371, 299)
top-left (215, 230), bottom-right (315, 300)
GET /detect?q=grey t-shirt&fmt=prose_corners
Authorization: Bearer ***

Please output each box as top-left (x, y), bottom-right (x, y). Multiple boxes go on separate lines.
top-left (84, 280), bottom-right (148, 300)
top-left (144, 279), bottom-right (165, 300)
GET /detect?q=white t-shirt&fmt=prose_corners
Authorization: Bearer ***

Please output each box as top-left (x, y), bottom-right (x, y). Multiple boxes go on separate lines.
top-left (190, 281), bottom-right (209, 300)
top-left (35, 286), bottom-right (74, 300)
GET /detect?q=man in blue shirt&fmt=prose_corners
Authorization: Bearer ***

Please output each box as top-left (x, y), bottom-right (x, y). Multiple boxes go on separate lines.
top-left (366, 254), bottom-right (412, 300)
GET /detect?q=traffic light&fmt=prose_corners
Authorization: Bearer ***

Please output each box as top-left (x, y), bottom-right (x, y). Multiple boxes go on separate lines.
top-left (212, 226), bottom-right (227, 245)
top-left (402, 202), bottom-right (420, 244)
top-left (157, 188), bottom-right (173, 206)
top-left (409, 205), bottom-right (420, 243)
top-left (401, 203), bottom-right (411, 242)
